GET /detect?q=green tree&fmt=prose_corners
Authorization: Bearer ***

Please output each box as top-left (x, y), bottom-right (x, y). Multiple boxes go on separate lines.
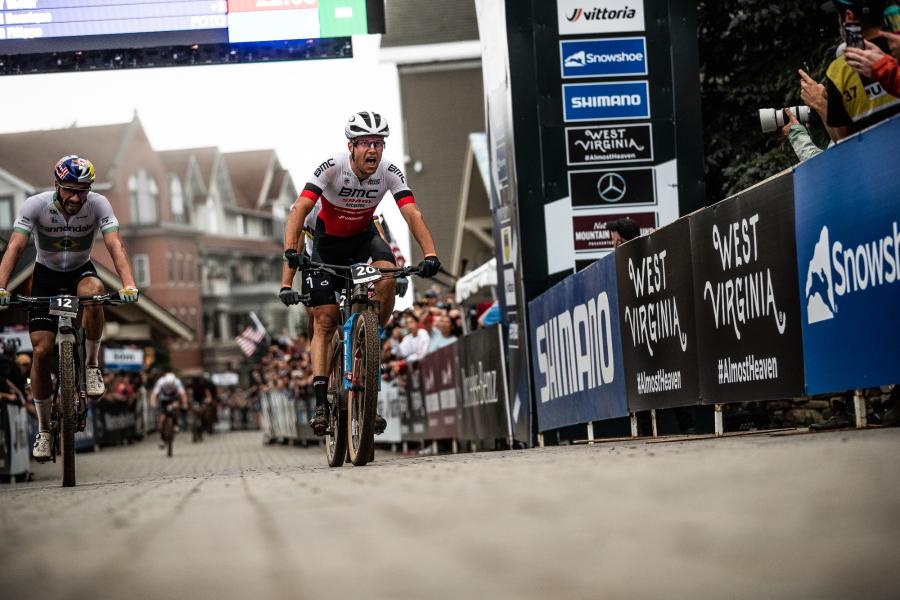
top-left (698, 0), bottom-right (839, 203)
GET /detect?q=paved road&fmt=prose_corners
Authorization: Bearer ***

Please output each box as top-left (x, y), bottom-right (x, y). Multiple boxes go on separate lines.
top-left (1, 428), bottom-right (898, 599)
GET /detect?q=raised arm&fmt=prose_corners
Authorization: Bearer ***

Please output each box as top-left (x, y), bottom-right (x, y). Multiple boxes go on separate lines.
top-left (0, 231), bottom-right (30, 289)
top-left (399, 202), bottom-right (437, 258)
top-left (280, 195), bottom-right (315, 288)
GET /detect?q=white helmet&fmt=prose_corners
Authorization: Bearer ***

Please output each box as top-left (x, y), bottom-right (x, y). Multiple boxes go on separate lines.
top-left (345, 111), bottom-right (390, 139)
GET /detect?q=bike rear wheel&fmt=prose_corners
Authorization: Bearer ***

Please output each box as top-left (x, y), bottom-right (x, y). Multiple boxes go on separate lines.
top-left (347, 310), bottom-right (379, 466)
top-left (58, 341), bottom-right (77, 487)
top-left (324, 332), bottom-right (348, 468)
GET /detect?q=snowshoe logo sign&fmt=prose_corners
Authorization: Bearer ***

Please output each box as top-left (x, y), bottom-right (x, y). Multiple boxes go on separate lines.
top-left (558, 0), bottom-right (645, 34)
top-left (804, 223), bottom-right (900, 324)
top-left (597, 172), bottom-right (627, 203)
top-left (565, 51), bottom-right (586, 68)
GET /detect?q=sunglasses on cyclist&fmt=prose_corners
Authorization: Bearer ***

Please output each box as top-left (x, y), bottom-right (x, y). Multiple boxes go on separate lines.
top-left (354, 139), bottom-right (386, 150)
top-left (58, 185), bottom-right (91, 198)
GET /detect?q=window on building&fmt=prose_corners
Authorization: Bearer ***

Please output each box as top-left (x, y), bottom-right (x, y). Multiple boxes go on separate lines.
top-left (166, 252), bottom-right (174, 284)
top-left (236, 214), bottom-right (246, 236)
top-left (261, 219), bottom-right (274, 237)
top-left (170, 176), bottom-right (187, 224)
top-left (176, 253), bottom-right (184, 283)
top-left (0, 195), bottom-right (13, 230)
top-left (128, 169), bottom-right (160, 224)
top-left (133, 254), bottom-right (151, 287)
top-left (185, 254), bottom-right (193, 284)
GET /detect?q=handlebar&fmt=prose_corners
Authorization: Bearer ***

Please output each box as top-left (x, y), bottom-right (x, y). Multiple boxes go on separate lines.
top-left (306, 261), bottom-right (421, 279)
top-left (11, 293), bottom-right (123, 307)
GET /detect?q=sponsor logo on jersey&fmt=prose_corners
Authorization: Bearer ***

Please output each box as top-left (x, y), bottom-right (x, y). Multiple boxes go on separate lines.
top-left (313, 158), bottom-right (335, 178)
top-left (388, 164), bottom-right (406, 184)
top-left (367, 178), bottom-right (381, 185)
top-left (38, 223), bottom-right (94, 234)
top-left (338, 187), bottom-right (379, 199)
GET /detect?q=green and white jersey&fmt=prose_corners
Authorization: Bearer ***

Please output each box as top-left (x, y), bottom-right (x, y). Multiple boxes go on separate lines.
top-left (13, 191), bottom-right (119, 272)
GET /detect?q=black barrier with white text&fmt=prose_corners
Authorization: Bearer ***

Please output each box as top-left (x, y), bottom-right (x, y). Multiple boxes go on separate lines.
top-left (529, 253), bottom-right (627, 431)
top-left (457, 324), bottom-right (510, 445)
top-left (690, 173), bottom-right (805, 403)
top-left (616, 217), bottom-right (699, 411)
top-left (420, 343), bottom-right (461, 440)
top-left (398, 363), bottom-right (427, 443)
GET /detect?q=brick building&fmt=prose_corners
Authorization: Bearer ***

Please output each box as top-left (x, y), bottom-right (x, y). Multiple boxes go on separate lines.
top-left (0, 116), bottom-right (296, 375)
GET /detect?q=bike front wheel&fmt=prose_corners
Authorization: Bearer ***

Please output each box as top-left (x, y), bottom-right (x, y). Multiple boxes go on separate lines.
top-left (347, 310), bottom-right (379, 466)
top-left (58, 341), bottom-right (77, 487)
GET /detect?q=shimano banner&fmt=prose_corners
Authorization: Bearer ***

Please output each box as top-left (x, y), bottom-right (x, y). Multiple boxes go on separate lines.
top-left (457, 325), bottom-right (510, 446)
top-left (690, 173), bottom-right (805, 404)
top-left (420, 344), bottom-right (461, 440)
top-left (528, 254), bottom-right (627, 431)
top-left (616, 216), bottom-right (699, 411)
top-left (794, 117), bottom-right (900, 393)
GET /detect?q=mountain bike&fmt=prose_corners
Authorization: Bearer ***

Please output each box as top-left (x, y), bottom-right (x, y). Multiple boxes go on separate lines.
top-left (302, 261), bottom-right (418, 467)
top-left (159, 402), bottom-right (179, 457)
top-left (11, 293), bottom-right (121, 487)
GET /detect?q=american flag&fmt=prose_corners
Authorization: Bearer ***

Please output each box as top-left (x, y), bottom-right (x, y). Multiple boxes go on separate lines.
top-left (234, 312), bottom-right (268, 358)
top-left (377, 215), bottom-right (406, 267)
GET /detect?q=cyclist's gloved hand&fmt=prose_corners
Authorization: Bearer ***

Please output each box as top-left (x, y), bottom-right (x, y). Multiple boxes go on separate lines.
top-left (417, 255), bottom-right (441, 278)
top-left (284, 249), bottom-right (310, 270)
top-left (395, 276), bottom-right (409, 298)
top-left (118, 286), bottom-right (140, 303)
top-left (0, 288), bottom-right (9, 310)
top-left (279, 287), bottom-right (302, 306)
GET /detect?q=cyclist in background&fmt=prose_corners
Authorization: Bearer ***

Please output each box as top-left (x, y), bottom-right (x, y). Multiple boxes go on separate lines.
top-left (279, 111), bottom-right (440, 436)
top-left (150, 371), bottom-right (188, 447)
top-left (0, 155), bottom-right (139, 460)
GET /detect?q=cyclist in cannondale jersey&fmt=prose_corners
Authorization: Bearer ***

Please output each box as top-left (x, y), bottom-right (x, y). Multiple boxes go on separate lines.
top-left (279, 111), bottom-right (441, 436)
top-left (0, 155), bottom-right (140, 460)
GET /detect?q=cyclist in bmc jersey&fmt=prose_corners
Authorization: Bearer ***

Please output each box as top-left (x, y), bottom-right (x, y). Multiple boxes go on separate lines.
top-left (279, 111), bottom-right (441, 436)
top-left (0, 156), bottom-right (140, 460)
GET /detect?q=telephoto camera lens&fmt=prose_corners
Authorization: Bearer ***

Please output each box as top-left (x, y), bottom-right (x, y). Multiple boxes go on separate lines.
top-left (758, 106), bottom-right (810, 133)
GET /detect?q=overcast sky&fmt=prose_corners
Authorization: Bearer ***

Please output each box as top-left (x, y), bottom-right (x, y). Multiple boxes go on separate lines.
top-left (0, 34), bottom-right (412, 260)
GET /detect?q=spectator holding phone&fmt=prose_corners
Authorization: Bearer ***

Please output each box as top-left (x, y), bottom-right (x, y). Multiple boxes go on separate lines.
top-left (844, 33), bottom-right (900, 96)
top-left (821, 0), bottom-right (900, 140)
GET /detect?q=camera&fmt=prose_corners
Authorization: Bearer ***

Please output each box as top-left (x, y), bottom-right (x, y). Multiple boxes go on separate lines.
top-left (758, 105), bottom-right (810, 133)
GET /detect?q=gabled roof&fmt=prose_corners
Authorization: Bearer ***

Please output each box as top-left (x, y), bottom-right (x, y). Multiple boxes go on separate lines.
top-left (0, 121), bottom-right (131, 188)
top-left (222, 150), bottom-right (274, 210)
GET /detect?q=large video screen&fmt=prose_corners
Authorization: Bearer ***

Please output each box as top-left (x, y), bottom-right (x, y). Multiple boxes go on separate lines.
top-left (0, 1), bottom-right (384, 74)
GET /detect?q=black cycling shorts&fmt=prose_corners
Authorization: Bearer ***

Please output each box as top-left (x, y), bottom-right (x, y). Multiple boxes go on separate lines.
top-left (306, 221), bottom-right (395, 307)
top-left (28, 261), bottom-right (100, 334)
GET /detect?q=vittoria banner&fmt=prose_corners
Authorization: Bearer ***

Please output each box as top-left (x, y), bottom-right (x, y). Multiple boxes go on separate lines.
top-left (615, 216), bottom-right (699, 410)
top-left (528, 253), bottom-right (627, 431)
top-left (690, 173), bottom-right (805, 404)
top-left (557, 0), bottom-right (646, 35)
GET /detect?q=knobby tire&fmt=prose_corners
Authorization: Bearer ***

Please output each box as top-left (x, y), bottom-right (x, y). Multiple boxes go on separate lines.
top-left (324, 332), bottom-right (348, 468)
top-left (59, 341), bottom-right (76, 487)
top-left (347, 310), bottom-right (379, 466)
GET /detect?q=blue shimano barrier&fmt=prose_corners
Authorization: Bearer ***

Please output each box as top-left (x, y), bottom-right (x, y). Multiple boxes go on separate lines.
top-left (528, 253), bottom-right (627, 431)
top-left (794, 116), bottom-right (900, 393)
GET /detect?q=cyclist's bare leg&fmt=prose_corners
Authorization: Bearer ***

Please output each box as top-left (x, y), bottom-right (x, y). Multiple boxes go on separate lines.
top-left (371, 260), bottom-right (396, 327)
top-left (77, 276), bottom-right (105, 366)
top-left (30, 331), bottom-right (56, 432)
top-left (310, 304), bottom-right (340, 376)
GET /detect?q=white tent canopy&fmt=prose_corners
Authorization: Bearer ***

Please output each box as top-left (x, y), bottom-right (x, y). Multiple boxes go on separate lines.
top-left (455, 258), bottom-right (497, 303)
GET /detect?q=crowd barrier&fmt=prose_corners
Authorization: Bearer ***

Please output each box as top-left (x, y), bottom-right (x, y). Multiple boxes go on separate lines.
top-left (528, 115), bottom-right (900, 433)
top-left (259, 324), bottom-right (515, 450)
top-left (0, 401), bottom-right (30, 480)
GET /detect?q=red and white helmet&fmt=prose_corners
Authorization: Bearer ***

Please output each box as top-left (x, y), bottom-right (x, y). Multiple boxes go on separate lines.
top-left (344, 111), bottom-right (390, 139)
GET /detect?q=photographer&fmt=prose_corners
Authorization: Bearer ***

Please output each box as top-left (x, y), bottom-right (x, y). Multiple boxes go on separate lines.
top-left (782, 107), bottom-right (826, 162)
top-left (822, 0), bottom-right (900, 140)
